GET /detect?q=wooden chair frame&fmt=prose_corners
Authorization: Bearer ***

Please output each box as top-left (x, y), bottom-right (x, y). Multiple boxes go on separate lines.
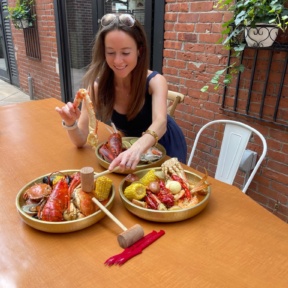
top-left (167, 90), bottom-right (185, 117)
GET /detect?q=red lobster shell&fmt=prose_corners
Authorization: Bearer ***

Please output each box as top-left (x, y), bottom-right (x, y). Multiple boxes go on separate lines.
top-left (108, 132), bottom-right (122, 157)
top-left (38, 179), bottom-right (69, 222)
top-left (73, 189), bottom-right (98, 216)
top-left (99, 132), bottom-right (122, 162)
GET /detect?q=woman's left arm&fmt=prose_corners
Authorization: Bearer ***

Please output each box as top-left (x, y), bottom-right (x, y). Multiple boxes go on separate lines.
top-left (144, 72), bottom-right (168, 139)
top-left (109, 73), bottom-right (168, 171)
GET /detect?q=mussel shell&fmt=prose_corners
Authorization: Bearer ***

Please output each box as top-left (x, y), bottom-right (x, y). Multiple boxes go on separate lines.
top-left (22, 204), bottom-right (39, 216)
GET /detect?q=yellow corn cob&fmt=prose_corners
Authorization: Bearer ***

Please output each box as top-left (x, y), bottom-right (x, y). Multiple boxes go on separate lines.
top-left (124, 182), bottom-right (146, 201)
top-left (93, 176), bottom-right (112, 201)
top-left (52, 175), bottom-right (66, 185)
top-left (139, 169), bottom-right (158, 186)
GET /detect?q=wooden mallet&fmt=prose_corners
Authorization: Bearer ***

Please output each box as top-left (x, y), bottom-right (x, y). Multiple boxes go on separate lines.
top-left (80, 167), bottom-right (144, 248)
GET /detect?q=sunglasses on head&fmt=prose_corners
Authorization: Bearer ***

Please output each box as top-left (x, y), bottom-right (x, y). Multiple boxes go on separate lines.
top-left (100, 13), bottom-right (136, 28)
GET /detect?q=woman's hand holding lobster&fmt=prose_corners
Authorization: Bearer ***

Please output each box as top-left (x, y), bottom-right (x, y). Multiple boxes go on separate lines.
top-left (55, 102), bottom-right (81, 126)
top-left (109, 143), bottom-right (143, 171)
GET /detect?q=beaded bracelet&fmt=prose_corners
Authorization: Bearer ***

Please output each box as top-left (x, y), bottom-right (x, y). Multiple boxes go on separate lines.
top-left (142, 129), bottom-right (158, 146)
top-left (62, 120), bottom-right (78, 130)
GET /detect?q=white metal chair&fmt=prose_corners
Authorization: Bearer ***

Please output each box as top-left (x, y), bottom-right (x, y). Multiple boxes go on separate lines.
top-left (187, 120), bottom-right (267, 193)
top-left (167, 90), bottom-right (185, 117)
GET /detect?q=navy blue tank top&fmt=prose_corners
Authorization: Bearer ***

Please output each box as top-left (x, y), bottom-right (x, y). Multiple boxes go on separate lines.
top-left (111, 71), bottom-right (158, 137)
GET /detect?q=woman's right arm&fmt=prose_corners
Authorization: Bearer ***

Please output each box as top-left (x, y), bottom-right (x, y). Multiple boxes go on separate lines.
top-left (55, 97), bottom-right (90, 148)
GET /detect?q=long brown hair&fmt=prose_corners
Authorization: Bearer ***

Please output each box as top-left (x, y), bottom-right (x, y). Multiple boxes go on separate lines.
top-left (83, 15), bottom-right (149, 122)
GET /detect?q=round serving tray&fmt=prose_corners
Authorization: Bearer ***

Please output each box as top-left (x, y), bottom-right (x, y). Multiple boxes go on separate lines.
top-left (16, 170), bottom-right (115, 233)
top-left (119, 168), bottom-right (211, 222)
top-left (95, 137), bottom-right (166, 174)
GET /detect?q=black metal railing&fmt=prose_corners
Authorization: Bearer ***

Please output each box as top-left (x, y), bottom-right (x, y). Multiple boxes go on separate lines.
top-left (23, 5), bottom-right (40, 60)
top-left (221, 25), bottom-right (288, 128)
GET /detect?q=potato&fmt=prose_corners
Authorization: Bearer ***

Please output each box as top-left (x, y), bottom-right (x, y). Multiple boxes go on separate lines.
top-left (166, 180), bottom-right (182, 194)
top-left (148, 181), bottom-right (160, 193)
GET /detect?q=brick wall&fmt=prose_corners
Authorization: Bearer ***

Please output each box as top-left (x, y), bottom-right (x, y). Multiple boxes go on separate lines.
top-left (8, 0), bottom-right (61, 101)
top-left (164, 0), bottom-right (288, 222)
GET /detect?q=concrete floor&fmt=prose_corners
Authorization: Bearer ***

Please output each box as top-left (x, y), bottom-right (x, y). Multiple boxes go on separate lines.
top-left (0, 79), bottom-right (31, 106)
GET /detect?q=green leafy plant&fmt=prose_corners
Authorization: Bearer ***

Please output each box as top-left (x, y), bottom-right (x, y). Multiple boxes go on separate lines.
top-left (201, 0), bottom-right (288, 92)
top-left (6, 0), bottom-right (36, 29)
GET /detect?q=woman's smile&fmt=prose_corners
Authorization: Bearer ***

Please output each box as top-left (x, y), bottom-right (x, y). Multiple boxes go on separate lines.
top-left (114, 65), bottom-right (127, 70)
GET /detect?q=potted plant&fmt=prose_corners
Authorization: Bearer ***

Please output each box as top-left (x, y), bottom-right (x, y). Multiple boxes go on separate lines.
top-left (6, 0), bottom-right (36, 29)
top-left (201, 0), bottom-right (288, 92)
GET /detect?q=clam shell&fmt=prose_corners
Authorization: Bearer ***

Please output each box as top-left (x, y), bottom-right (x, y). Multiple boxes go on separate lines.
top-left (22, 204), bottom-right (39, 216)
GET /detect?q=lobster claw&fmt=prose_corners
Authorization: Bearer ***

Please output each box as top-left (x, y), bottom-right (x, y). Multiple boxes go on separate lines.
top-left (107, 133), bottom-right (122, 157)
top-left (99, 143), bottom-right (116, 162)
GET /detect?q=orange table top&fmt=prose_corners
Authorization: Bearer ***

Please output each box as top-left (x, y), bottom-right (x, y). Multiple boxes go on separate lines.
top-left (1, 98), bottom-right (287, 288)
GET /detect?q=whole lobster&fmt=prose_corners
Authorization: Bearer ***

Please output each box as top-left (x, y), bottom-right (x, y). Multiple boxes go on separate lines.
top-left (38, 179), bottom-right (69, 222)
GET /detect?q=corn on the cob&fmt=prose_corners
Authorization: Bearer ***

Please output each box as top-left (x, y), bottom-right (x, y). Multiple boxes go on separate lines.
top-left (93, 176), bottom-right (112, 201)
top-left (124, 182), bottom-right (146, 201)
top-left (52, 175), bottom-right (66, 185)
top-left (139, 169), bottom-right (158, 186)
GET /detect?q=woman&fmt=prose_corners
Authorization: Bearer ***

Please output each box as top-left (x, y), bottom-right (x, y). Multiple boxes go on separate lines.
top-left (55, 13), bottom-right (187, 170)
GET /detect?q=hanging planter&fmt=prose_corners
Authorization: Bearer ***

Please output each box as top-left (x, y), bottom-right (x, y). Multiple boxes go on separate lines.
top-left (13, 18), bottom-right (31, 29)
top-left (201, 0), bottom-right (288, 92)
top-left (245, 24), bottom-right (279, 47)
top-left (6, 0), bottom-right (36, 30)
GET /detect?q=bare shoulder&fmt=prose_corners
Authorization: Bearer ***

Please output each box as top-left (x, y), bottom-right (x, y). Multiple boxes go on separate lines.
top-left (148, 71), bottom-right (167, 94)
top-left (147, 70), bottom-right (166, 81)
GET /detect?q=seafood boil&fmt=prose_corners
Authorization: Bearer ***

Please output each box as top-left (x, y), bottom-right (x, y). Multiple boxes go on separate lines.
top-left (21, 171), bottom-right (113, 222)
top-left (123, 158), bottom-right (210, 211)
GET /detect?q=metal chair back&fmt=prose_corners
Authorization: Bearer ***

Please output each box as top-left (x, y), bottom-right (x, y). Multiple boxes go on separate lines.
top-left (187, 120), bottom-right (267, 193)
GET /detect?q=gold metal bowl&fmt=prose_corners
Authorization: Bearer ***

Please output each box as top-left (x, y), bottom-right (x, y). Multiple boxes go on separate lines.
top-left (16, 170), bottom-right (115, 233)
top-left (119, 168), bottom-right (211, 222)
top-left (95, 137), bottom-right (166, 174)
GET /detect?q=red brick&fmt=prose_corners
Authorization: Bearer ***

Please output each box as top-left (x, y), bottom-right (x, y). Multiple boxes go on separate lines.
top-left (178, 13), bottom-right (199, 23)
top-left (190, 2), bottom-right (214, 12)
top-left (164, 31), bottom-right (177, 40)
top-left (199, 12), bottom-right (223, 23)
top-left (199, 33), bottom-right (222, 43)
top-left (175, 23), bottom-right (195, 32)
top-left (164, 40), bottom-right (182, 50)
top-left (178, 32), bottom-right (197, 42)
top-left (262, 168), bottom-right (288, 185)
